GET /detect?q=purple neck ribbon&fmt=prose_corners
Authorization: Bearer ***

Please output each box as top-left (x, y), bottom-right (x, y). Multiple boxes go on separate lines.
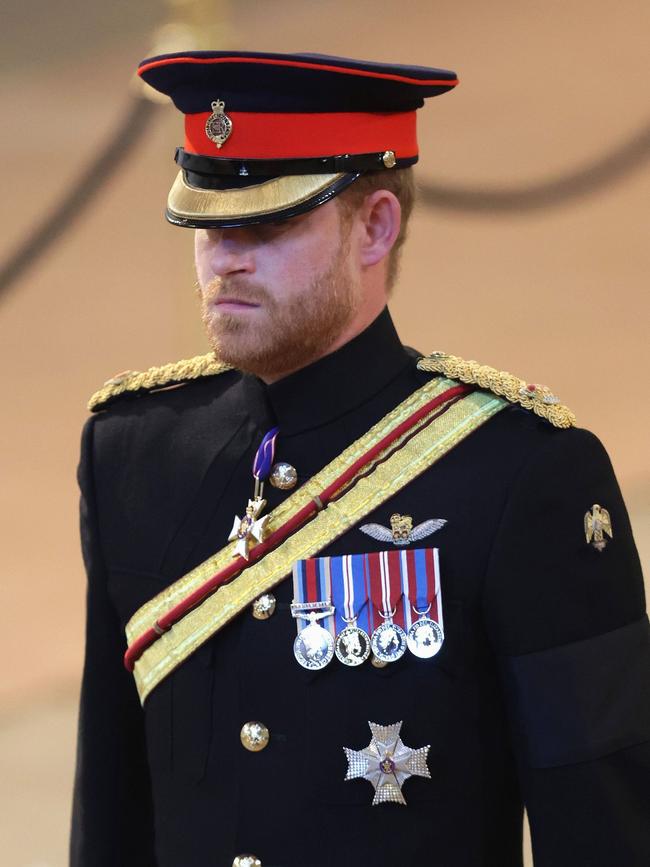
top-left (253, 427), bottom-right (280, 483)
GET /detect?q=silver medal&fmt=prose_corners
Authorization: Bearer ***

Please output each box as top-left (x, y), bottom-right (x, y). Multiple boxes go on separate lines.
top-left (293, 617), bottom-right (335, 670)
top-left (406, 616), bottom-right (444, 659)
top-left (335, 624), bottom-right (371, 666)
top-left (370, 620), bottom-right (407, 663)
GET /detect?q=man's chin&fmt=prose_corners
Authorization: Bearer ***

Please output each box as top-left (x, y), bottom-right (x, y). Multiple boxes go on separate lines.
top-left (210, 328), bottom-right (275, 372)
top-left (207, 317), bottom-right (262, 352)
top-left (211, 330), bottom-right (321, 380)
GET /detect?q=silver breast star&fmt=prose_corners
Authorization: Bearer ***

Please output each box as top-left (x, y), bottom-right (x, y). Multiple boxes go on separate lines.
top-left (343, 721), bottom-right (430, 805)
top-left (228, 497), bottom-right (270, 560)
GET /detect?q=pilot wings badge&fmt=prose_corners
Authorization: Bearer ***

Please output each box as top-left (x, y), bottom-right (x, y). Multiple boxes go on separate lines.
top-left (360, 513), bottom-right (447, 547)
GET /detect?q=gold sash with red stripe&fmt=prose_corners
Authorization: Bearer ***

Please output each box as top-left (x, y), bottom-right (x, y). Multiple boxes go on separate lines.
top-left (126, 378), bottom-right (507, 703)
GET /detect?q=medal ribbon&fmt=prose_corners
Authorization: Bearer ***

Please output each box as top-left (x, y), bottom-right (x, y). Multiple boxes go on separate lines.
top-left (367, 550), bottom-right (406, 632)
top-left (330, 554), bottom-right (371, 636)
top-left (401, 548), bottom-right (442, 631)
top-left (253, 427), bottom-right (279, 482)
top-left (292, 557), bottom-right (335, 638)
top-left (342, 556), bottom-right (356, 621)
top-left (293, 550), bottom-right (441, 639)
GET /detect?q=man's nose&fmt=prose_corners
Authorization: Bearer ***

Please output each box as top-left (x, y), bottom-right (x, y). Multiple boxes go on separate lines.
top-left (205, 229), bottom-right (255, 277)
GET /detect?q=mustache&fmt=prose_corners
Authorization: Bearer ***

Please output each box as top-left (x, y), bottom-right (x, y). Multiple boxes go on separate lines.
top-left (202, 276), bottom-right (271, 306)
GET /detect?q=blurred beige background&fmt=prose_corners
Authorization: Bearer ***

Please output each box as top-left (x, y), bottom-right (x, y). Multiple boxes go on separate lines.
top-left (1, 1), bottom-right (648, 864)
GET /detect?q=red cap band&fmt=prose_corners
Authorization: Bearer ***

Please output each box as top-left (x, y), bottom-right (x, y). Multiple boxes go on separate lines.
top-left (184, 109), bottom-right (418, 160)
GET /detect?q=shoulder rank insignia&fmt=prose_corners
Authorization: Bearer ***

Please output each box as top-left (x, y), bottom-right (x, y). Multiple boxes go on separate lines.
top-left (417, 351), bottom-right (575, 429)
top-left (584, 503), bottom-right (613, 551)
top-left (360, 513), bottom-right (447, 546)
top-left (88, 353), bottom-right (232, 412)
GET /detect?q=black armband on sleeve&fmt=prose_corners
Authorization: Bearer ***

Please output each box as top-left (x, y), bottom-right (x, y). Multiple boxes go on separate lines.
top-left (501, 615), bottom-right (650, 768)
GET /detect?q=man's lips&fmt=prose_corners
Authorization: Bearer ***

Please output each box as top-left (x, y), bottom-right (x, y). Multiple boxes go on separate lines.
top-left (214, 297), bottom-right (261, 311)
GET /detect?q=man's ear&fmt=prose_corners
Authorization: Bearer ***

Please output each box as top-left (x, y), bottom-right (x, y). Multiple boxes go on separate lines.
top-left (357, 190), bottom-right (402, 269)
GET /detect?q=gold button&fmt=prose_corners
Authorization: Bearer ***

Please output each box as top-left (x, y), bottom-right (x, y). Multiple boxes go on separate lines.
top-left (252, 593), bottom-right (276, 620)
top-left (232, 856), bottom-right (261, 867)
top-left (370, 653), bottom-right (389, 669)
top-left (382, 149), bottom-right (396, 168)
top-left (240, 721), bottom-right (269, 752)
top-left (269, 461), bottom-right (298, 490)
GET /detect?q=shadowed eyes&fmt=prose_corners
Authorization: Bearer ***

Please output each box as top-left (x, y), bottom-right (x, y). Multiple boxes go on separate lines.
top-left (252, 220), bottom-right (294, 241)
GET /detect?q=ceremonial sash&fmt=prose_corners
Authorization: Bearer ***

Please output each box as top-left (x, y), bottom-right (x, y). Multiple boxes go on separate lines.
top-left (126, 377), bottom-right (507, 703)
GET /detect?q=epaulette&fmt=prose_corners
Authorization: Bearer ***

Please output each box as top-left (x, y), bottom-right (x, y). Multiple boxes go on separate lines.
top-left (88, 353), bottom-right (233, 412)
top-left (417, 351), bottom-right (576, 429)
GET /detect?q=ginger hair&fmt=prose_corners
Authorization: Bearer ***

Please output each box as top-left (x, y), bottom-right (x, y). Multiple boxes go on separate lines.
top-left (335, 167), bottom-right (415, 290)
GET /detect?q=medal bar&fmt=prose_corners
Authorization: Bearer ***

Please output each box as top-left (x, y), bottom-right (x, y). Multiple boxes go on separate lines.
top-left (368, 550), bottom-right (407, 663)
top-left (333, 555), bottom-right (371, 666)
top-left (401, 548), bottom-right (443, 659)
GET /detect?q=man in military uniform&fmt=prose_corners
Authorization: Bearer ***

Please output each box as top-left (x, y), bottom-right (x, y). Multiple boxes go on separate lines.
top-left (70, 52), bottom-right (650, 867)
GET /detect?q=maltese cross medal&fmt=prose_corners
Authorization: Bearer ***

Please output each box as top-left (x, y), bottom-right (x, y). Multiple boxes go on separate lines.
top-left (344, 721), bottom-right (430, 805)
top-left (228, 497), bottom-right (270, 560)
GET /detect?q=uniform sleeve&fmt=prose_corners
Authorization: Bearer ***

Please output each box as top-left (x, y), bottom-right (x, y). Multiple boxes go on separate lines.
top-left (483, 426), bottom-right (650, 867)
top-left (70, 417), bottom-right (157, 867)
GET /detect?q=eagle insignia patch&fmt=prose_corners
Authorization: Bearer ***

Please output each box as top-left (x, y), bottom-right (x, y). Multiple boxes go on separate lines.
top-left (584, 503), bottom-right (613, 552)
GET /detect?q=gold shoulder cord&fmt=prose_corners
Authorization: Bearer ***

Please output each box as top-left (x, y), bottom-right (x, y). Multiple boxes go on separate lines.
top-left (417, 352), bottom-right (575, 429)
top-left (88, 353), bottom-right (233, 412)
top-left (88, 350), bottom-right (575, 428)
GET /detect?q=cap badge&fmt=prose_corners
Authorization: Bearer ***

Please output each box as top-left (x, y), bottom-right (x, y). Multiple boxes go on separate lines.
top-left (344, 721), bottom-right (431, 805)
top-left (205, 99), bottom-right (233, 148)
top-left (584, 503), bottom-right (613, 552)
top-left (360, 514), bottom-right (447, 546)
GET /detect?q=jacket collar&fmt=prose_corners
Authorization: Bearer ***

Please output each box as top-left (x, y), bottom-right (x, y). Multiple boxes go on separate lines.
top-left (241, 307), bottom-right (411, 435)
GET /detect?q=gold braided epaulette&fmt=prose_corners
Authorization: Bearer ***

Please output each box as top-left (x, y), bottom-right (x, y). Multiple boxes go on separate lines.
top-left (88, 353), bottom-right (233, 412)
top-left (417, 351), bottom-right (576, 429)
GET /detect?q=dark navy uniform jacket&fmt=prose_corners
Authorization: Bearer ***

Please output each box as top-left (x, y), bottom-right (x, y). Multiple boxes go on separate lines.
top-left (70, 309), bottom-right (650, 867)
